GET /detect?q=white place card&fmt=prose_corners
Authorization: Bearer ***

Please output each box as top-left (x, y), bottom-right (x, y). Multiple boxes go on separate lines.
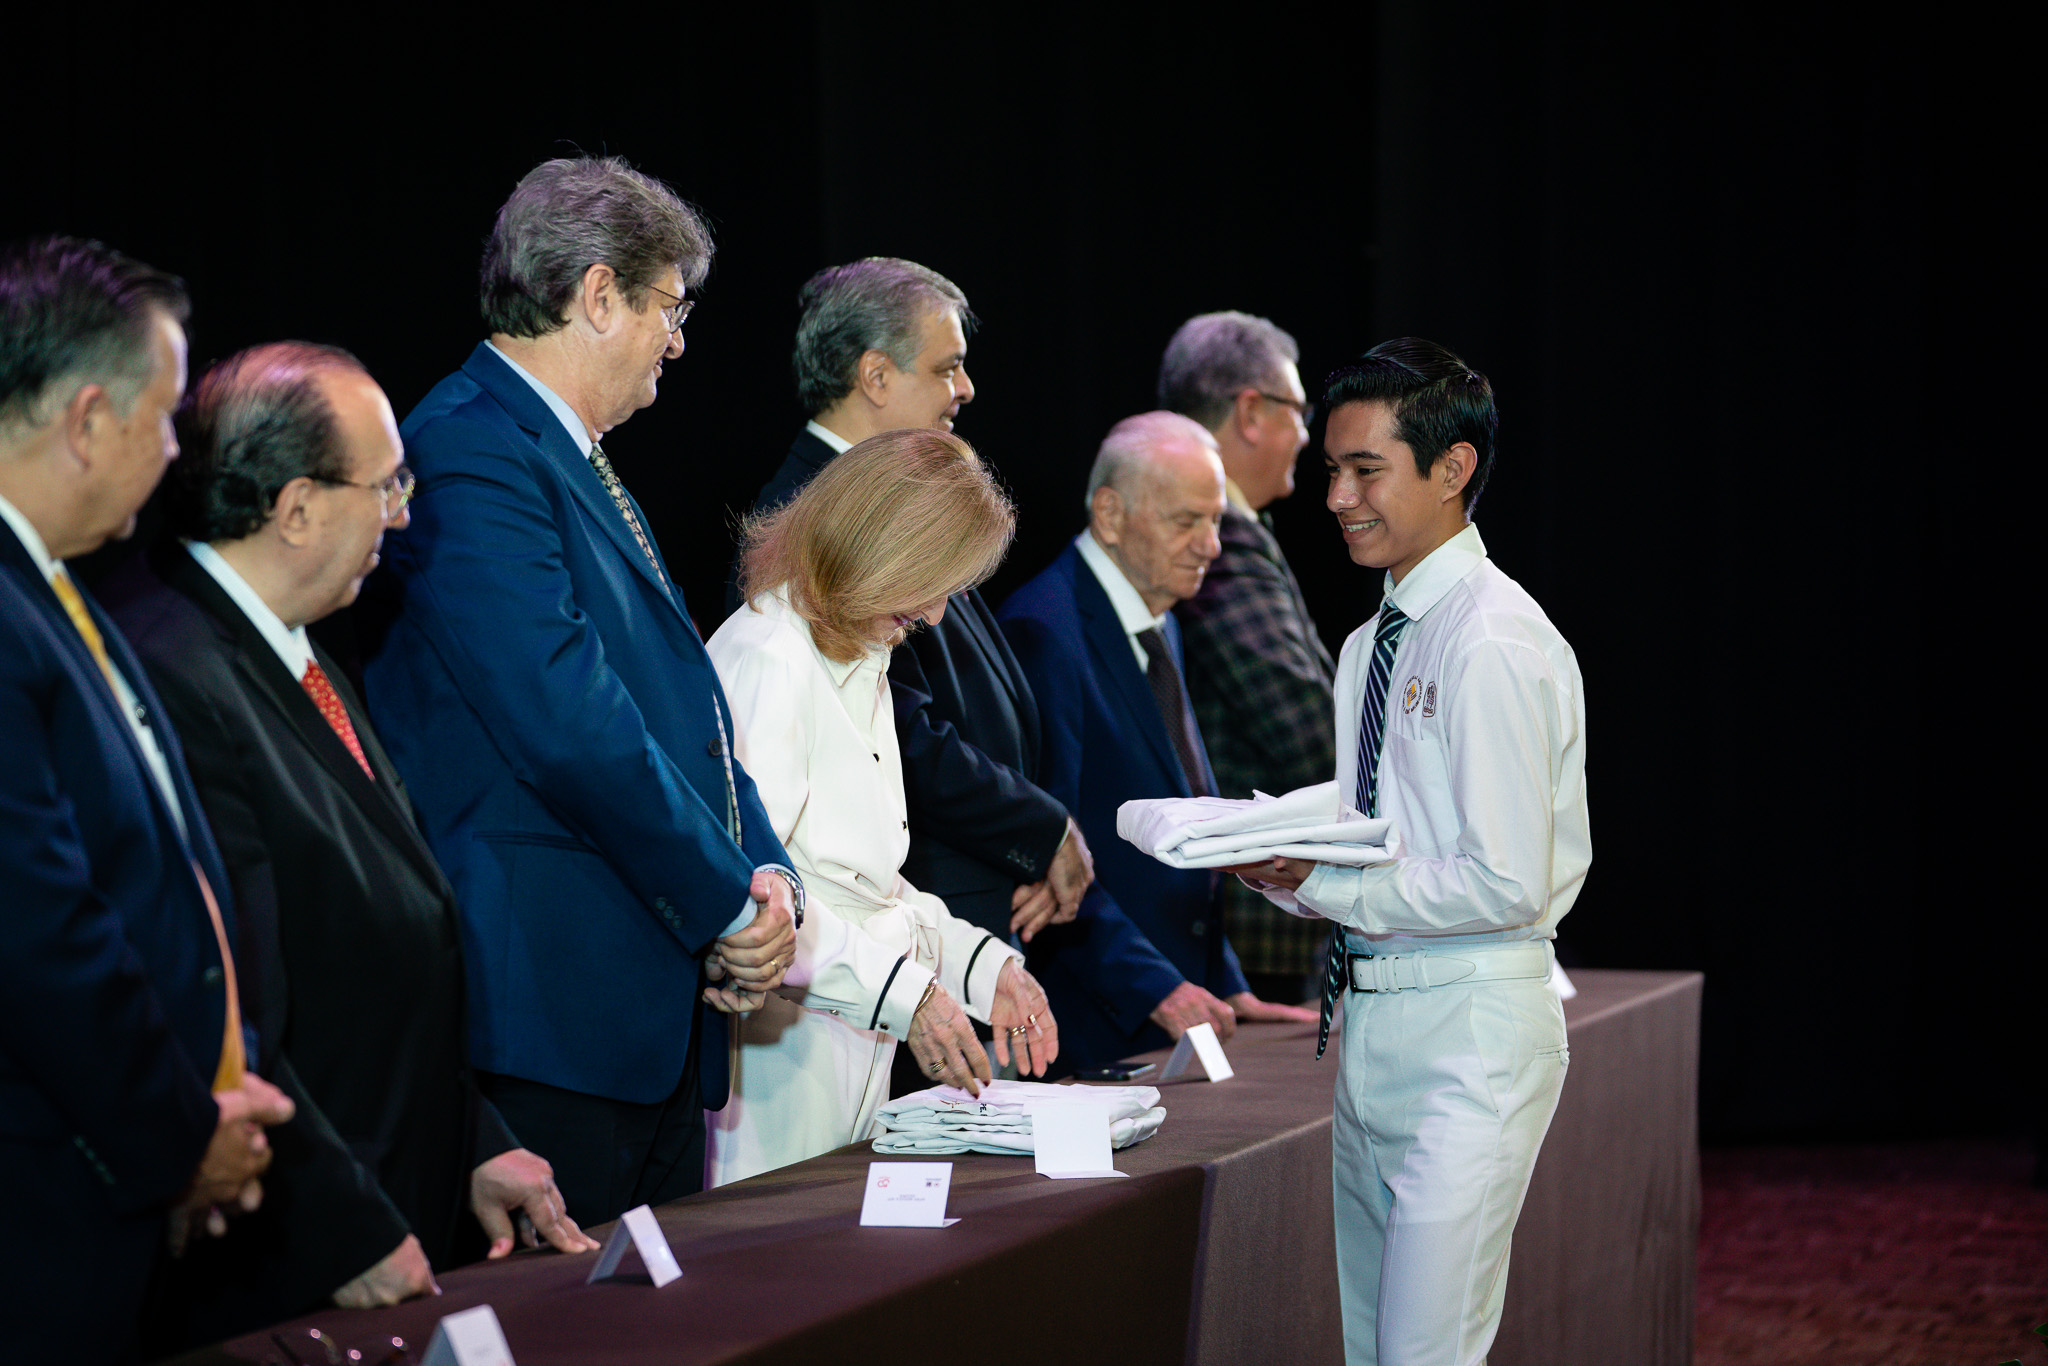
top-left (1158, 1020), bottom-right (1235, 1082)
top-left (420, 1304), bottom-right (515, 1366)
top-left (1029, 1098), bottom-right (1125, 1179)
top-left (585, 1204), bottom-right (684, 1288)
top-left (859, 1161), bottom-right (959, 1226)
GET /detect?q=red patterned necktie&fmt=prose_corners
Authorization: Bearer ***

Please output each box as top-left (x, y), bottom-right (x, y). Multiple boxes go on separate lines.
top-left (300, 659), bottom-right (374, 780)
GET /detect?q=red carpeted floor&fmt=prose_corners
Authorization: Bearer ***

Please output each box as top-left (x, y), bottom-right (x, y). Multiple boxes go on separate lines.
top-left (1695, 1139), bottom-right (2048, 1366)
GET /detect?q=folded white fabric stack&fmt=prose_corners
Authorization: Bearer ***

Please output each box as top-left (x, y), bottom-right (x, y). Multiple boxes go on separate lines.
top-left (870, 1079), bottom-right (1166, 1156)
top-left (1117, 780), bottom-right (1394, 869)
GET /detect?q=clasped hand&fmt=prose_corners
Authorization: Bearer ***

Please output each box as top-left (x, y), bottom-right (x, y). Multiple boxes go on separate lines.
top-left (170, 1070), bottom-right (294, 1255)
top-left (704, 869), bottom-right (800, 1012)
top-left (1009, 817), bottom-right (1095, 942)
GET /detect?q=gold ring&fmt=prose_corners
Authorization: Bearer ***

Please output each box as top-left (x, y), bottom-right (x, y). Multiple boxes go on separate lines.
top-left (1009, 1026), bottom-right (1029, 1036)
top-left (928, 1061), bottom-right (944, 1073)
top-left (1025, 1014), bottom-right (1038, 1025)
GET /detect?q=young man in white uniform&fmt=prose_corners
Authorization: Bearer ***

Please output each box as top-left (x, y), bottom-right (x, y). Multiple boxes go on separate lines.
top-left (1227, 338), bottom-right (1590, 1365)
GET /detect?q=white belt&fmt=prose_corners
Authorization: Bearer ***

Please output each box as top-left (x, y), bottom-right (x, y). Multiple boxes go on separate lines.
top-left (1347, 941), bottom-right (1551, 993)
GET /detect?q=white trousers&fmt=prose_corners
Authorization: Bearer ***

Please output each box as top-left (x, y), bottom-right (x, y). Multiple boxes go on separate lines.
top-left (1332, 964), bottom-right (1568, 1366)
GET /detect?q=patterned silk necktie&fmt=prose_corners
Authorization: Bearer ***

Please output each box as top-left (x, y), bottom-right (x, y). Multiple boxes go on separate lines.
top-left (50, 566), bottom-right (247, 1090)
top-left (1137, 627), bottom-right (1213, 797)
top-left (300, 660), bottom-right (374, 780)
top-left (587, 443), bottom-right (742, 843)
top-left (1316, 599), bottom-right (1411, 1059)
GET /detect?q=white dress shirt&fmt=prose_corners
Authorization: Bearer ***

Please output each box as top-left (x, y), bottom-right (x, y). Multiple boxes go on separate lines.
top-left (1075, 530), bottom-right (1169, 672)
top-left (804, 419), bottom-right (853, 455)
top-left (703, 588), bottom-right (1020, 1184)
top-left (1280, 525), bottom-right (1590, 954)
top-left (0, 491), bottom-right (187, 838)
top-left (183, 541), bottom-right (314, 679)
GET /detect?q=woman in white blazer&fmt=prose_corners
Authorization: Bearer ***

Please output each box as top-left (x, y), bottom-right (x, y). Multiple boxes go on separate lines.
top-left (704, 429), bottom-right (1060, 1186)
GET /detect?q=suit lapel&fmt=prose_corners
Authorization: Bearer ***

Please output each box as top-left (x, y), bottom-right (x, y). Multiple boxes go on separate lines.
top-left (1069, 551), bottom-right (1189, 796)
top-left (461, 345), bottom-right (687, 625)
top-left (165, 548), bottom-right (449, 890)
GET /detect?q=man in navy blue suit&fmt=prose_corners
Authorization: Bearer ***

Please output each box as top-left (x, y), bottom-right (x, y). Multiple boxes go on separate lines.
top-left (0, 236), bottom-right (293, 1364)
top-left (363, 158), bottom-right (799, 1225)
top-left (999, 412), bottom-right (1316, 1072)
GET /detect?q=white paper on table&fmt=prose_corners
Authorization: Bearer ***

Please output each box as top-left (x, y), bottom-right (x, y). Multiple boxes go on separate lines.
top-left (1027, 1097), bottom-right (1125, 1179)
top-left (586, 1204), bottom-right (684, 1288)
top-left (1157, 1020), bottom-right (1235, 1082)
top-left (859, 1161), bottom-right (960, 1226)
top-left (420, 1304), bottom-right (516, 1366)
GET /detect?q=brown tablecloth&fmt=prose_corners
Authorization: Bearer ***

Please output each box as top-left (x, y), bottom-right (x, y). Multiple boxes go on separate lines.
top-left (170, 969), bottom-right (1699, 1366)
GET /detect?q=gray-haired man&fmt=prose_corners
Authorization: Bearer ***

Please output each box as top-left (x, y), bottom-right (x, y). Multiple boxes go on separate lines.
top-left (736, 259), bottom-right (1094, 1084)
top-left (1160, 311), bottom-right (1336, 1006)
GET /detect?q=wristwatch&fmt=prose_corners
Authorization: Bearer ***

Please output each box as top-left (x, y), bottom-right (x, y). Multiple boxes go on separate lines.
top-left (764, 863), bottom-right (805, 930)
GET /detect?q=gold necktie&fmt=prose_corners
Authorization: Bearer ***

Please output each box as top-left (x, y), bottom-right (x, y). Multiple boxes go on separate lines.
top-left (50, 567), bottom-right (246, 1092)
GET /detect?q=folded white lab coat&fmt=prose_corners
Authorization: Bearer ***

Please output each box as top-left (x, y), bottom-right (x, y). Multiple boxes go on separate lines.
top-left (871, 1080), bottom-right (1166, 1156)
top-left (1117, 781), bottom-right (1394, 869)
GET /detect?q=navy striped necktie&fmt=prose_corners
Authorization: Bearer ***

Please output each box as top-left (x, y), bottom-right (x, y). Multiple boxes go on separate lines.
top-left (1316, 599), bottom-right (1410, 1059)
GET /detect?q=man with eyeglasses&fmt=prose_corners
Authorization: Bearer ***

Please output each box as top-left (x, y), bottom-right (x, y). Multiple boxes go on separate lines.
top-left (103, 343), bottom-right (601, 1344)
top-left (362, 156), bottom-right (800, 1227)
top-left (1159, 311), bottom-right (1337, 1008)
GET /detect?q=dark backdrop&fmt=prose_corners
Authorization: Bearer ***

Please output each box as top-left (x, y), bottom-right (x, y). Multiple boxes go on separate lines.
top-left (6, 6), bottom-right (2014, 1144)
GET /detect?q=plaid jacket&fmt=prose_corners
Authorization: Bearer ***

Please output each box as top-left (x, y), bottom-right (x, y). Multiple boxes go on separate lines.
top-left (1176, 503), bottom-right (1338, 979)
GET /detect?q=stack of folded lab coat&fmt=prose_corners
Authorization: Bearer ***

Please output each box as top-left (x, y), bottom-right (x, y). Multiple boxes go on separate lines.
top-left (871, 1080), bottom-right (1166, 1156)
top-left (1117, 780), bottom-right (1393, 869)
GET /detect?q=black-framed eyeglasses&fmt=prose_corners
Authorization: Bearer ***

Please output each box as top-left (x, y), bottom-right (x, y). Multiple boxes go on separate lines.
top-left (645, 282), bottom-right (696, 334)
top-left (314, 467), bottom-right (416, 518)
top-left (1258, 392), bottom-right (1317, 426)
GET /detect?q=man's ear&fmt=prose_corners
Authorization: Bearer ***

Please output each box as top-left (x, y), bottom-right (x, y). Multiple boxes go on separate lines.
top-left (1232, 388), bottom-right (1266, 443)
top-left (578, 264), bottom-right (620, 333)
top-left (269, 476), bottom-right (320, 546)
top-left (855, 349), bottom-right (894, 409)
top-left (62, 384), bottom-right (111, 469)
top-left (1436, 442), bottom-right (1477, 506)
top-left (1090, 484), bottom-right (1126, 544)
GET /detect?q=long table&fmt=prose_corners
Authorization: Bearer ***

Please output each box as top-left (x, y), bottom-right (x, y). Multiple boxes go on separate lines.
top-left (169, 969), bottom-right (1699, 1366)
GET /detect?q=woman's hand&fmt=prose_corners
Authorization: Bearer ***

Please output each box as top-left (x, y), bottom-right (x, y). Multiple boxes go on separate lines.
top-left (987, 959), bottom-right (1058, 1078)
top-left (905, 982), bottom-right (992, 1096)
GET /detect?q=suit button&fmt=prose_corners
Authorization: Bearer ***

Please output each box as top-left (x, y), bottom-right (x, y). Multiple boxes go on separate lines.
top-left (707, 737), bottom-right (724, 757)
top-left (901, 820), bottom-right (908, 830)
top-left (1190, 920), bottom-right (1206, 937)
top-left (655, 897), bottom-right (670, 910)
top-left (203, 966), bottom-right (224, 986)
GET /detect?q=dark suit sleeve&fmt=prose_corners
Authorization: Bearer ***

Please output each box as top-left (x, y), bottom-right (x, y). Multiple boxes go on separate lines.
top-left (1176, 513), bottom-right (1336, 800)
top-left (141, 659), bottom-right (411, 1294)
top-left (997, 611), bottom-right (1183, 1031)
top-left (397, 417), bottom-right (758, 949)
top-left (0, 614), bottom-right (215, 1217)
top-left (888, 638), bottom-right (1068, 883)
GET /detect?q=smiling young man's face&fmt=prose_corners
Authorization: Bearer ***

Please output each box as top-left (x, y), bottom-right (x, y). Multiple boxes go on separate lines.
top-left (1323, 399), bottom-right (1469, 584)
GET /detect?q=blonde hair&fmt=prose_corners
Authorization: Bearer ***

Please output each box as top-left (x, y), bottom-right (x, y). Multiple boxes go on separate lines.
top-left (739, 429), bottom-right (1015, 663)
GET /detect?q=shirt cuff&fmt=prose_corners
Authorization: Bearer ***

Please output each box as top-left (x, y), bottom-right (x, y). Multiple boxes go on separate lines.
top-left (869, 958), bottom-right (935, 1038)
top-left (1296, 862), bottom-right (1365, 924)
top-left (961, 932), bottom-right (1023, 1018)
top-left (720, 863), bottom-right (807, 938)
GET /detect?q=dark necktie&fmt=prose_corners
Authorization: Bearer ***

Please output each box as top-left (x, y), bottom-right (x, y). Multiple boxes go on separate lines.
top-left (1137, 626), bottom-right (1212, 797)
top-left (1316, 599), bottom-right (1410, 1059)
top-left (587, 443), bottom-right (742, 843)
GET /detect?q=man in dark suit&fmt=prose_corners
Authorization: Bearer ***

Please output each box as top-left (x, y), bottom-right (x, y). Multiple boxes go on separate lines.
top-left (363, 157), bottom-right (799, 1226)
top-left (1160, 312), bottom-right (1337, 1006)
top-left (999, 412), bottom-right (1317, 1071)
top-left (735, 257), bottom-right (1094, 951)
top-left (103, 343), bottom-right (600, 1338)
top-left (0, 236), bottom-right (292, 1365)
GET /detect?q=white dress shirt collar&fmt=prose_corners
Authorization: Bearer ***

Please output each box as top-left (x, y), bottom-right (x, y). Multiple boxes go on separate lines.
top-left (0, 490), bottom-right (57, 581)
top-left (805, 419), bottom-right (855, 455)
top-left (752, 584), bottom-right (885, 690)
top-left (1076, 530), bottom-right (1168, 636)
top-left (1385, 523), bottom-right (1488, 622)
top-left (486, 340), bottom-right (594, 453)
top-left (184, 541), bottom-right (315, 680)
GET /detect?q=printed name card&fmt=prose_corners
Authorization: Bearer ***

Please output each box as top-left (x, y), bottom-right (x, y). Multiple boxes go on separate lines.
top-left (1029, 1098), bottom-right (1125, 1179)
top-left (1159, 1020), bottom-right (1235, 1083)
top-left (420, 1304), bottom-right (515, 1366)
top-left (585, 1204), bottom-right (684, 1288)
top-left (859, 1161), bottom-right (959, 1226)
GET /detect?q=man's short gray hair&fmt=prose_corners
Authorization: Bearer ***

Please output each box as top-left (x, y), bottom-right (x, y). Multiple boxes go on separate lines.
top-left (1156, 311), bottom-right (1300, 430)
top-left (792, 258), bottom-right (971, 415)
top-left (1085, 411), bottom-right (1218, 508)
top-left (480, 156), bottom-right (713, 339)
